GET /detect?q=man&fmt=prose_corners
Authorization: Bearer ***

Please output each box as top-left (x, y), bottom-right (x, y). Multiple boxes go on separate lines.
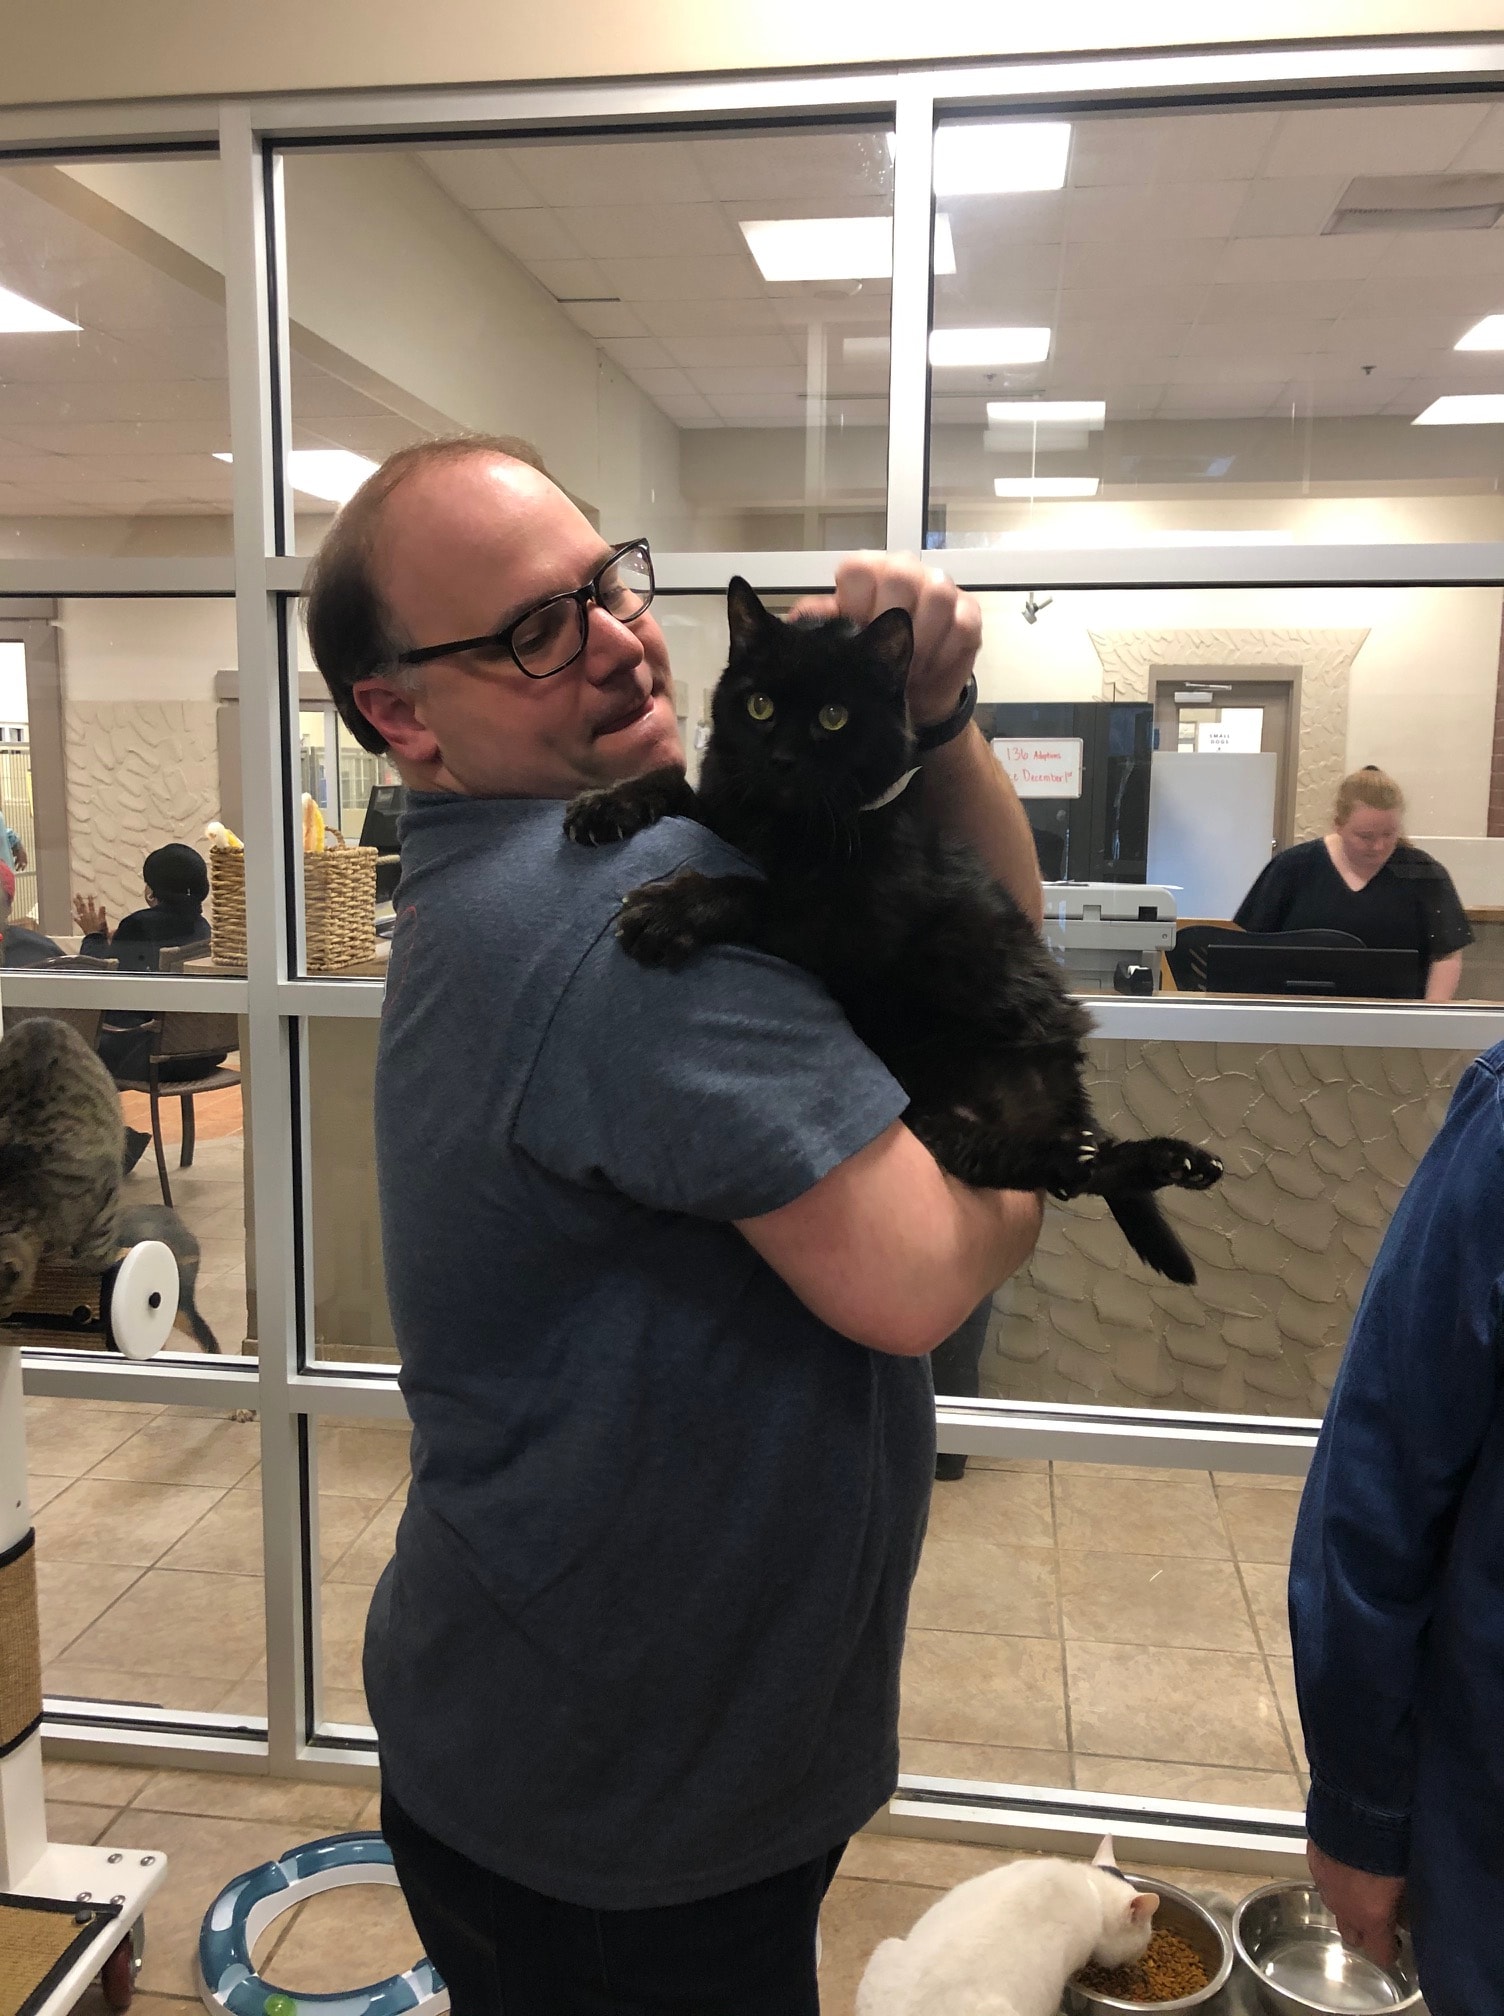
top-left (1289, 1041), bottom-right (1504, 2016)
top-left (306, 436), bottom-right (1045, 2015)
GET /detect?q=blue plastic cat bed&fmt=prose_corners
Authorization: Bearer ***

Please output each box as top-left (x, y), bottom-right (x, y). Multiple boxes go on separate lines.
top-left (197, 1832), bottom-right (447, 2016)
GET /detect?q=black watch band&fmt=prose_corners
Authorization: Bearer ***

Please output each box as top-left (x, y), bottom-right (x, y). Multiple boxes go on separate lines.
top-left (914, 673), bottom-right (978, 754)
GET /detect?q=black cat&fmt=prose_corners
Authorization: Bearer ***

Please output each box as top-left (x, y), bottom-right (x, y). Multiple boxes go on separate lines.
top-left (564, 580), bottom-right (1222, 1284)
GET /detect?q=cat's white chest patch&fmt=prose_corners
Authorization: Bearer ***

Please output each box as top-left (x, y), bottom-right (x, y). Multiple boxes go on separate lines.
top-left (860, 766), bottom-right (920, 813)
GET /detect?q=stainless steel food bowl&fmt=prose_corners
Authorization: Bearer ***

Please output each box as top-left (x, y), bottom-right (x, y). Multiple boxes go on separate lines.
top-left (1063, 1873), bottom-right (1235, 2014)
top-left (1231, 1882), bottom-right (1422, 2015)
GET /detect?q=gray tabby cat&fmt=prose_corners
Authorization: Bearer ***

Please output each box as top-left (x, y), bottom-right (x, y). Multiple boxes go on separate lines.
top-left (0, 1017), bottom-right (125, 1318)
top-left (117, 1202), bottom-right (223, 1354)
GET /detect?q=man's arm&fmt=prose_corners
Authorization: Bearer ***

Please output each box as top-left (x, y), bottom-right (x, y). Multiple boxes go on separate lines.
top-left (792, 554), bottom-right (1044, 929)
top-left (1290, 1052), bottom-right (1504, 1961)
top-left (736, 1119), bottom-right (1043, 1357)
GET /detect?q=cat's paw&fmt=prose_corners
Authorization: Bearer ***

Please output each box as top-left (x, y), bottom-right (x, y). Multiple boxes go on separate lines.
top-left (564, 787), bottom-right (652, 848)
top-left (1178, 1146), bottom-right (1223, 1190)
top-left (616, 887), bottom-right (702, 968)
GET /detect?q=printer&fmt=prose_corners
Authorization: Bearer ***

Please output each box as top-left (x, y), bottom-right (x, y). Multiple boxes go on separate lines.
top-left (1039, 881), bottom-right (1178, 993)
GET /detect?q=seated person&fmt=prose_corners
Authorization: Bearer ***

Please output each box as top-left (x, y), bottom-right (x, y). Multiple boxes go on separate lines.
top-left (0, 862), bottom-right (63, 966)
top-left (1234, 766), bottom-right (1471, 1002)
top-left (74, 841), bottom-right (212, 971)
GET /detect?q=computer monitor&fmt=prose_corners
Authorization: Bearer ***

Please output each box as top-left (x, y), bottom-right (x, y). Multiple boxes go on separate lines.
top-left (1203, 942), bottom-right (1421, 999)
top-left (359, 783), bottom-right (406, 854)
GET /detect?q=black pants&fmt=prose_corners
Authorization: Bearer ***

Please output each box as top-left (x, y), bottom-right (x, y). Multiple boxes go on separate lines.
top-left (381, 1788), bottom-right (845, 2016)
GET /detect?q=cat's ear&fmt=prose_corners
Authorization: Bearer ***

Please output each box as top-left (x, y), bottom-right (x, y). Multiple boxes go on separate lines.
top-left (727, 577), bottom-right (774, 658)
top-left (1127, 1892), bottom-right (1159, 1924)
top-left (1092, 1834), bottom-right (1118, 1870)
top-left (862, 605), bottom-right (915, 691)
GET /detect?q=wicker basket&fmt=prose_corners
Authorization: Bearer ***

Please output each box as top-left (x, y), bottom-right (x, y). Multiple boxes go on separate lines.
top-left (211, 836), bottom-right (379, 973)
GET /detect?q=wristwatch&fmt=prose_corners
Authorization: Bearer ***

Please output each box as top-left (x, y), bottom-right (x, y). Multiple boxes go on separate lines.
top-left (914, 673), bottom-right (978, 754)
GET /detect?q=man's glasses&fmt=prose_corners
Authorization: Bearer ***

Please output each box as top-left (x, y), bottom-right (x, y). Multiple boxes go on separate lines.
top-left (395, 539), bottom-right (655, 681)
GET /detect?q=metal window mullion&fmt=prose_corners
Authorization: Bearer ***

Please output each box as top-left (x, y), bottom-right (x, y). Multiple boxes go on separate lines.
top-left (886, 82), bottom-right (935, 556)
top-left (222, 104), bottom-right (312, 1780)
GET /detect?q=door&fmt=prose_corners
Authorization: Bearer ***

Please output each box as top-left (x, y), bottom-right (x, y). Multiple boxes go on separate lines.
top-left (1151, 669), bottom-right (1298, 848)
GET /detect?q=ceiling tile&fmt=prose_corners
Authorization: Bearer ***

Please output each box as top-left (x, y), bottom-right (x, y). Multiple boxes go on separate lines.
top-left (527, 258), bottom-right (612, 301)
top-left (1214, 233), bottom-right (1390, 283)
top-left (1229, 176), bottom-right (1349, 238)
top-left (504, 140), bottom-right (714, 208)
top-left (1154, 383), bottom-right (1286, 416)
top-left (597, 255), bottom-right (763, 303)
top-left (636, 298), bottom-right (784, 337)
top-left (686, 365), bottom-right (805, 398)
top-left (1366, 226), bottom-right (1504, 278)
top-left (1180, 317), bottom-right (1331, 358)
top-left (1062, 181), bottom-right (1249, 241)
top-left (1068, 110), bottom-right (1280, 188)
top-left (622, 366), bottom-right (699, 398)
top-left (1059, 238), bottom-right (1224, 288)
top-left (934, 190), bottom-right (1066, 248)
top-left (561, 203), bottom-right (743, 260)
top-left (473, 207), bottom-right (586, 264)
top-left (1261, 102), bottom-right (1490, 179)
top-left (652, 394), bottom-right (720, 425)
top-left (600, 336), bottom-right (677, 370)
top-left (562, 301), bottom-right (647, 339)
top-left (416, 148), bottom-right (542, 209)
top-left (691, 130), bottom-right (891, 203)
top-left (703, 394), bottom-right (807, 424)
top-left (1199, 280), bottom-right (1359, 323)
top-left (661, 332), bottom-right (800, 368)
top-left (1449, 104), bottom-right (1504, 174)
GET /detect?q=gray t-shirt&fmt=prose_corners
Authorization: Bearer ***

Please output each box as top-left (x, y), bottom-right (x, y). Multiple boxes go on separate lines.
top-left (366, 792), bottom-right (934, 1910)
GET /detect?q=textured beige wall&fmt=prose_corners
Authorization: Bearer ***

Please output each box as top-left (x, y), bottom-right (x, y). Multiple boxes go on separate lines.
top-left (988, 1040), bottom-right (1474, 1417)
top-left (63, 699), bottom-right (219, 925)
top-left (0, 1), bottom-right (1497, 107)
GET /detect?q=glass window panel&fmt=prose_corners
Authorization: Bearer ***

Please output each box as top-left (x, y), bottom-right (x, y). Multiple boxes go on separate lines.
top-left (928, 98), bottom-right (1504, 549)
top-left (281, 127), bottom-right (893, 556)
top-left (902, 1454), bottom-right (1305, 1816)
top-left (28, 1394), bottom-right (265, 1720)
top-left (0, 158), bottom-right (228, 550)
top-left (314, 1414), bottom-right (411, 1733)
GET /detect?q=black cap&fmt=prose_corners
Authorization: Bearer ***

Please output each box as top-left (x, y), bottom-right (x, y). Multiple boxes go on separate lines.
top-left (143, 843), bottom-right (209, 905)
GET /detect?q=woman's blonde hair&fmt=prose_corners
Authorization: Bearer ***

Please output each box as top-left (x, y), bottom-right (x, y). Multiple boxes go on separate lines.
top-left (1334, 764), bottom-right (1404, 828)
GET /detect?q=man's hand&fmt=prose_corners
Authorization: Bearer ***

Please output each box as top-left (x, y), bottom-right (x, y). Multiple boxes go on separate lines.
top-left (12, 841), bottom-right (26, 873)
top-left (1307, 1843), bottom-right (1405, 1970)
top-left (72, 892), bottom-right (108, 937)
top-left (790, 552), bottom-right (982, 727)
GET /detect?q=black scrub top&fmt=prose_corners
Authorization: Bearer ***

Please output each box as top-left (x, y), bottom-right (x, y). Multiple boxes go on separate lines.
top-left (1235, 838), bottom-right (1473, 991)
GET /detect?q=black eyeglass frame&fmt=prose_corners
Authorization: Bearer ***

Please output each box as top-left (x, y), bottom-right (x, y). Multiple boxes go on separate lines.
top-left (394, 537), bottom-right (655, 678)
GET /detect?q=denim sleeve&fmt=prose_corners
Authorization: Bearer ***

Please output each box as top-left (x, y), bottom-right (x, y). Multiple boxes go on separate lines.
top-left (512, 921), bottom-right (909, 1222)
top-left (1290, 1049), bottom-right (1504, 1875)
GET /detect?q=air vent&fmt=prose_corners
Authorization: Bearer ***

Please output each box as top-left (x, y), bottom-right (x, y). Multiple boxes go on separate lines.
top-left (1324, 174), bottom-right (1504, 235)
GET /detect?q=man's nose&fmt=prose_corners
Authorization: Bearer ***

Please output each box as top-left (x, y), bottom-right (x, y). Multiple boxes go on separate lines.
top-left (580, 602), bottom-right (645, 682)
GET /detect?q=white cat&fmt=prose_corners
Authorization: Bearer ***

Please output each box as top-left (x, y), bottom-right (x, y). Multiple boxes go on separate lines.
top-left (855, 1839), bottom-right (1158, 2016)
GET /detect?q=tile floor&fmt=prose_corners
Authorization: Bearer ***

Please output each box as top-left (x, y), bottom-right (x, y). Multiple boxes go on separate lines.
top-left (30, 1384), bottom-right (1306, 1809)
top-left (48, 1756), bottom-right (1278, 2016)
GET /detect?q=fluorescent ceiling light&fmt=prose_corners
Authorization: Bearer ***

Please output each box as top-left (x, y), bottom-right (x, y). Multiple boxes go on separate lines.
top-left (1454, 315), bottom-right (1504, 350)
top-left (934, 123), bottom-right (1071, 196)
top-left (932, 326), bottom-right (1051, 368)
top-left (986, 399), bottom-right (1104, 425)
top-left (215, 449), bottom-right (378, 502)
top-left (993, 476), bottom-right (1099, 498)
top-left (1412, 394), bottom-right (1504, 424)
top-left (0, 284), bottom-right (79, 333)
top-left (739, 215), bottom-right (955, 282)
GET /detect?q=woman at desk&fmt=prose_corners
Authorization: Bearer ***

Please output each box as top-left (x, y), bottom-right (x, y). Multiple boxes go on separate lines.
top-left (1235, 767), bottom-right (1471, 1001)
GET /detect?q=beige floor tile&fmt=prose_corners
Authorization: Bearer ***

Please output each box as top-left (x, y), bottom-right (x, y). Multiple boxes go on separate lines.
top-left (44, 1758), bottom-right (152, 1805)
top-left (818, 1876), bottom-right (943, 2016)
top-left (46, 1799), bottom-right (121, 1845)
top-left (316, 1421), bottom-right (412, 1500)
top-left (961, 1457), bottom-right (1045, 1474)
top-left (1212, 1470), bottom-right (1304, 1492)
top-left (923, 1466), bottom-right (1055, 1549)
top-left (1053, 1462), bottom-right (1215, 1489)
top-left (1054, 1473), bottom-right (1230, 1559)
top-left (72, 1994), bottom-right (201, 2016)
top-left (36, 1479), bottom-right (226, 1568)
top-left (324, 1497), bottom-right (403, 1585)
top-left (90, 1415), bottom-right (260, 1489)
top-left (841, 1834), bottom-right (1018, 1888)
top-left (63, 1568), bottom-right (266, 1681)
top-left (1059, 1551), bottom-right (1259, 1653)
top-left (156, 1488), bottom-right (264, 1575)
top-left (1072, 1754), bottom-right (1305, 1811)
top-left (320, 1686), bottom-right (374, 1726)
top-left (27, 1473), bottom-right (75, 1512)
top-left (899, 1738), bottom-right (1072, 1789)
top-left (1267, 1655), bottom-right (1307, 1769)
top-left (1067, 1641), bottom-right (1292, 1772)
top-left (256, 1880), bottom-right (421, 1990)
top-left (908, 1538), bottom-right (1058, 1638)
top-left (36, 1558), bottom-right (143, 1662)
top-left (1240, 1560), bottom-right (1293, 1658)
top-left (354, 1790), bottom-right (384, 1828)
top-left (900, 1629), bottom-right (1066, 1751)
top-left (44, 1662), bottom-right (234, 1713)
top-left (98, 1808), bottom-right (303, 1998)
top-left (213, 1659), bottom-right (268, 1718)
top-left (26, 1402), bottom-right (151, 1478)
top-left (321, 1580), bottom-right (375, 1693)
top-left (1219, 1485), bottom-right (1300, 1565)
top-left (133, 1768), bottom-right (370, 1830)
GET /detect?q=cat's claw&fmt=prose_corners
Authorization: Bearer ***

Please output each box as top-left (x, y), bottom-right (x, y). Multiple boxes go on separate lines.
top-left (1178, 1148), bottom-right (1224, 1191)
top-left (564, 787), bottom-right (650, 847)
top-left (616, 890), bottom-right (700, 969)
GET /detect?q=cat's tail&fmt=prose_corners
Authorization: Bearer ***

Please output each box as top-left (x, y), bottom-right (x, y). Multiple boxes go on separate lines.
top-left (1108, 1193), bottom-right (1197, 1285)
top-left (183, 1289), bottom-right (223, 1355)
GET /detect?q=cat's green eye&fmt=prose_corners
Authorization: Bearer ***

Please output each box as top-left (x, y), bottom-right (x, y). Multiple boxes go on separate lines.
top-left (818, 703), bottom-right (850, 732)
top-left (746, 692), bottom-right (775, 722)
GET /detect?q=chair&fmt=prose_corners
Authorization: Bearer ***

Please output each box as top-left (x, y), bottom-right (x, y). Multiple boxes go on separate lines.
top-left (110, 1011), bottom-right (242, 1208)
top-left (0, 1002), bottom-right (105, 1047)
top-left (1166, 922), bottom-right (1364, 993)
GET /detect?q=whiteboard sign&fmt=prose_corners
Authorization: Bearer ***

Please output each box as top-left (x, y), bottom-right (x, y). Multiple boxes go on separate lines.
top-left (991, 736), bottom-right (1084, 799)
top-left (1196, 707), bottom-right (1263, 755)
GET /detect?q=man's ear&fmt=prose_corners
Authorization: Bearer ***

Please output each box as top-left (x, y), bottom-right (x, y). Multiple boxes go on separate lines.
top-left (862, 606), bottom-right (915, 692)
top-left (351, 679), bottom-right (441, 768)
top-left (726, 577), bottom-right (774, 658)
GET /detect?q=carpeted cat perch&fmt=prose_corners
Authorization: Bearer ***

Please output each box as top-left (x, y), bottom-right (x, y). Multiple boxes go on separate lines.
top-left (1, 1246), bottom-right (176, 2016)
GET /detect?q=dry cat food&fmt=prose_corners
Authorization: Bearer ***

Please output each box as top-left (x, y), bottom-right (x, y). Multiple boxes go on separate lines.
top-left (1075, 1926), bottom-right (1211, 2002)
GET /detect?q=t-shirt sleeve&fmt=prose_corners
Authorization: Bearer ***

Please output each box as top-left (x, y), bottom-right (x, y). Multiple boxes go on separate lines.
top-left (1233, 849), bottom-right (1297, 931)
top-left (1414, 856), bottom-right (1474, 962)
top-left (513, 925), bottom-right (910, 1220)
